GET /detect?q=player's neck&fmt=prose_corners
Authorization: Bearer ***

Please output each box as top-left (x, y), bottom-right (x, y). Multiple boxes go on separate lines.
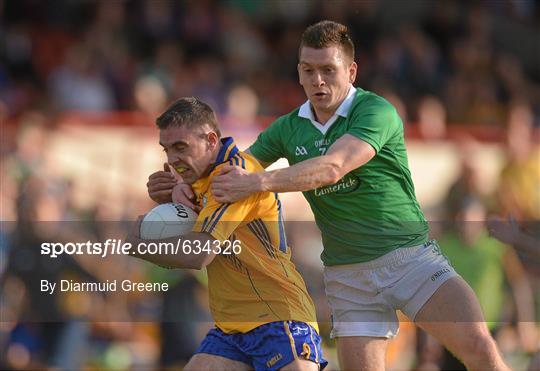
top-left (311, 105), bottom-right (336, 125)
top-left (310, 88), bottom-right (350, 125)
top-left (210, 140), bottom-right (223, 166)
top-left (202, 142), bottom-right (223, 178)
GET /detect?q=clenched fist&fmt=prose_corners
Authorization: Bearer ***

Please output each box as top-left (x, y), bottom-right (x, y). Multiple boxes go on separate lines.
top-left (147, 163), bottom-right (176, 204)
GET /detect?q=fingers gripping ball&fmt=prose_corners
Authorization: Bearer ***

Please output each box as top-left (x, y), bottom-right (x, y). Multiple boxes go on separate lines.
top-left (140, 203), bottom-right (198, 239)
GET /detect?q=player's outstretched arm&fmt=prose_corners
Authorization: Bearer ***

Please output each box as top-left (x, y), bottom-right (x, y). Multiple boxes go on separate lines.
top-left (211, 135), bottom-right (375, 203)
top-left (127, 216), bottom-right (216, 269)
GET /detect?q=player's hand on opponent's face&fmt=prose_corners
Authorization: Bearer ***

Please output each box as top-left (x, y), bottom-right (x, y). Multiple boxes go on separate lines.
top-left (171, 183), bottom-right (199, 212)
top-left (147, 163), bottom-right (198, 210)
top-left (211, 165), bottom-right (253, 203)
top-left (162, 163), bottom-right (199, 211)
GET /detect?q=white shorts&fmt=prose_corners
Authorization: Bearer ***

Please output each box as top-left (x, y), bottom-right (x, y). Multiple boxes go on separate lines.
top-left (324, 240), bottom-right (458, 339)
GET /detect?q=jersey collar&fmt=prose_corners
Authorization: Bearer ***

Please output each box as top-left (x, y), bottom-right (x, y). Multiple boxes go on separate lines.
top-left (211, 137), bottom-right (239, 171)
top-left (298, 85), bottom-right (356, 135)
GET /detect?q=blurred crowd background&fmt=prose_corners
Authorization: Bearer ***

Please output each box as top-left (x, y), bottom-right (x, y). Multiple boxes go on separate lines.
top-left (1, 0), bottom-right (539, 370)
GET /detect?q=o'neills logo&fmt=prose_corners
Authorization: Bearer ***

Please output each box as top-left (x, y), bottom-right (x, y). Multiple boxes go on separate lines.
top-left (266, 353), bottom-right (283, 367)
top-left (314, 174), bottom-right (360, 196)
top-left (431, 268), bottom-right (451, 281)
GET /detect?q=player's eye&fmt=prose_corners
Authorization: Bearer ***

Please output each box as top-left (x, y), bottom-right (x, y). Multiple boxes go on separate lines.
top-left (325, 68), bottom-right (334, 73)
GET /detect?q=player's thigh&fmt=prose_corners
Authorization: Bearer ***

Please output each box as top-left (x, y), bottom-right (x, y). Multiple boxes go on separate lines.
top-left (336, 336), bottom-right (388, 371)
top-left (280, 358), bottom-right (319, 371)
top-left (184, 353), bottom-right (251, 371)
top-left (413, 276), bottom-right (494, 356)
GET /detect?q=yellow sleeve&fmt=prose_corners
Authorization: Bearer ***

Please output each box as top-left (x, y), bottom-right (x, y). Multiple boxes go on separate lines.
top-left (193, 192), bottom-right (257, 242)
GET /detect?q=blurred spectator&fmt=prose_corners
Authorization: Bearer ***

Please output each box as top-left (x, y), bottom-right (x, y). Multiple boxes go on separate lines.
top-left (133, 75), bottom-right (168, 115)
top-left (221, 84), bottom-right (263, 145)
top-left (6, 111), bottom-right (48, 181)
top-left (444, 137), bottom-right (486, 218)
top-left (48, 45), bottom-right (116, 111)
top-left (179, 1), bottom-right (220, 54)
top-left (399, 25), bottom-right (443, 99)
top-left (189, 57), bottom-right (226, 113)
top-left (88, 1), bottom-right (135, 111)
top-left (417, 95), bottom-right (447, 140)
top-left (225, 84), bottom-right (259, 126)
top-left (219, 7), bottom-right (269, 78)
top-left (139, 0), bottom-right (176, 40)
top-left (497, 102), bottom-right (540, 220)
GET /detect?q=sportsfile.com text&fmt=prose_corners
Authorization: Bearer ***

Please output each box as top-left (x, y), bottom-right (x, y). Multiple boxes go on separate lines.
top-left (40, 239), bottom-right (242, 258)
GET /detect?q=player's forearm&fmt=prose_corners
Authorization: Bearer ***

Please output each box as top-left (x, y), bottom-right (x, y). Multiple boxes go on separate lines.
top-left (253, 156), bottom-right (343, 193)
top-left (132, 232), bottom-right (216, 270)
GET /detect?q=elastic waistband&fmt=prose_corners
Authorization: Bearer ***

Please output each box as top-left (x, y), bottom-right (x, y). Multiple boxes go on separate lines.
top-left (327, 240), bottom-right (435, 270)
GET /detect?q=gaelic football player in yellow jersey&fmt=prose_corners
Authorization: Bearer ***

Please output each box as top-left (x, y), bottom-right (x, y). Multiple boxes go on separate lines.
top-left (131, 97), bottom-right (326, 371)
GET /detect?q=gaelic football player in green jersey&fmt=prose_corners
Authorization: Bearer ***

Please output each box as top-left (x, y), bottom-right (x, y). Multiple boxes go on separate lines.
top-left (147, 21), bottom-right (510, 370)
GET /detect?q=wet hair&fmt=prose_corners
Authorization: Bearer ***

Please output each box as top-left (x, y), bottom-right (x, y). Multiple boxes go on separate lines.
top-left (299, 20), bottom-right (355, 62)
top-left (156, 97), bottom-right (221, 137)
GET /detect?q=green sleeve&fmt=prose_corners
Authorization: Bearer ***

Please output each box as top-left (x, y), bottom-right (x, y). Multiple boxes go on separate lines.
top-left (248, 118), bottom-right (286, 163)
top-left (347, 96), bottom-right (400, 153)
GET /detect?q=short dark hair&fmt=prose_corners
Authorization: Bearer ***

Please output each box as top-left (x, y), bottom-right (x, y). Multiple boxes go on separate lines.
top-left (156, 97), bottom-right (221, 137)
top-left (299, 20), bottom-right (355, 62)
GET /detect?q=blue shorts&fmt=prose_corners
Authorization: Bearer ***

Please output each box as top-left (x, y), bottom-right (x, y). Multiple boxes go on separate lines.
top-left (195, 321), bottom-right (327, 370)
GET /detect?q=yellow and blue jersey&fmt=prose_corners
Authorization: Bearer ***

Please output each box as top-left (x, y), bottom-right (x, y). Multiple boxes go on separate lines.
top-left (192, 137), bottom-right (318, 334)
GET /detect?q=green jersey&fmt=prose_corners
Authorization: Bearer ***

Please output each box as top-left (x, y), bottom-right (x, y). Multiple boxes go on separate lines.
top-left (249, 87), bottom-right (429, 265)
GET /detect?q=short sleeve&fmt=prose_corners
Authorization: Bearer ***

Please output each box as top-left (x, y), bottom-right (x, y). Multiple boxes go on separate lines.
top-left (347, 97), bottom-right (400, 153)
top-left (248, 118), bottom-right (285, 164)
top-left (192, 190), bottom-right (257, 242)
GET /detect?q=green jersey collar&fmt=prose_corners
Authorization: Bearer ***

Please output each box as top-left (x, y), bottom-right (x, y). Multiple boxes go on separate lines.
top-left (298, 85), bottom-right (357, 135)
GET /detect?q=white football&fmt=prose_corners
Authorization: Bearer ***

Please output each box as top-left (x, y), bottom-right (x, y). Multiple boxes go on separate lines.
top-left (140, 203), bottom-right (198, 239)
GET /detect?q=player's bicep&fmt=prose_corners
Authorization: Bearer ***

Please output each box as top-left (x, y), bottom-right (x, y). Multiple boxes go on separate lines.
top-left (326, 134), bottom-right (376, 174)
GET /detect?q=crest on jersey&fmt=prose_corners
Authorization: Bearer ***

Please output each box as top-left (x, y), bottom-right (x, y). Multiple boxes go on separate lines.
top-left (295, 146), bottom-right (308, 156)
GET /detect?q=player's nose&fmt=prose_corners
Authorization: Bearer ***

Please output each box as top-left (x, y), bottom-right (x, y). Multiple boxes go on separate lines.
top-left (311, 72), bottom-right (324, 87)
top-left (166, 153), bottom-right (180, 166)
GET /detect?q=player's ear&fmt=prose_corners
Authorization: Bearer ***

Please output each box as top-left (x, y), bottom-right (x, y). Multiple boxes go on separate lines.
top-left (207, 131), bottom-right (219, 150)
top-left (349, 61), bottom-right (358, 83)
